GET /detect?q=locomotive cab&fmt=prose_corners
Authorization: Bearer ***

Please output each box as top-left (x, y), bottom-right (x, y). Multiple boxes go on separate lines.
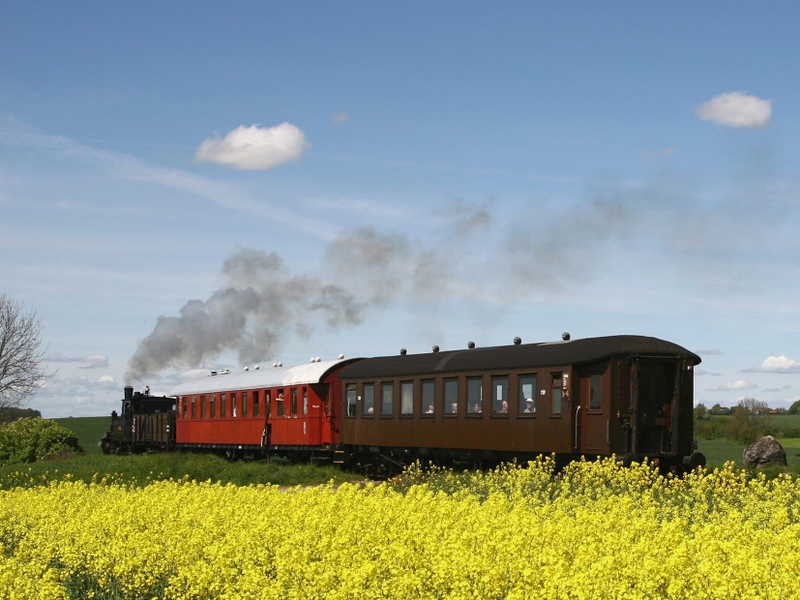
top-left (101, 386), bottom-right (176, 454)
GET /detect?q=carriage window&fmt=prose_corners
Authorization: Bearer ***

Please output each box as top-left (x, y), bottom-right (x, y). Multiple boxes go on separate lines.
top-left (201, 395), bottom-right (206, 419)
top-left (291, 389), bottom-right (298, 415)
top-left (590, 375), bottom-right (602, 410)
top-left (445, 379), bottom-right (458, 414)
top-left (277, 390), bottom-right (285, 416)
top-left (220, 394), bottom-right (226, 418)
top-left (191, 396), bottom-right (197, 419)
top-left (381, 382), bottom-right (394, 416)
top-left (467, 377), bottom-right (483, 414)
top-left (303, 388), bottom-right (308, 415)
top-left (520, 375), bottom-right (537, 414)
top-left (181, 397), bottom-right (187, 419)
top-left (492, 377), bottom-right (509, 413)
top-left (422, 380), bottom-right (435, 415)
top-left (400, 381), bottom-right (413, 415)
top-left (210, 395), bottom-right (216, 418)
top-left (231, 393), bottom-right (237, 418)
top-left (551, 373), bottom-right (562, 415)
top-left (241, 391), bottom-right (248, 417)
top-left (362, 383), bottom-right (375, 415)
top-left (346, 384), bottom-right (357, 417)
top-left (253, 391), bottom-right (259, 418)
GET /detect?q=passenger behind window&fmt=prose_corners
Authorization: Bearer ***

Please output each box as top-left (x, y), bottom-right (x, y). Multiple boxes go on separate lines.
top-left (524, 398), bottom-right (536, 413)
top-left (425, 404), bottom-right (434, 414)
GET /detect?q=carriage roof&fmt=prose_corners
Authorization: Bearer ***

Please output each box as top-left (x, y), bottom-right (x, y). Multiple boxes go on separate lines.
top-left (339, 335), bottom-right (701, 380)
top-left (170, 357), bottom-right (355, 396)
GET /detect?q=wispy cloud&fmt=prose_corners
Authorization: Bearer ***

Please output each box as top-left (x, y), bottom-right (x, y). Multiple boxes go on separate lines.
top-left (303, 196), bottom-right (410, 220)
top-left (706, 379), bottom-right (757, 392)
top-left (46, 352), bottom-right (109, 369)
top-left (695, 348), bottom-right (723, 356)
top-left (195, 123), bottom-right (310, 170)
top-left (744, 355), bottom-right (800, 373)
top-left (763, 384), bottom-right (792, 393)
top-left (330, 112), bottom-right (349, 124)
top-left (637, 148), bottom-right (675, 161)
top-left (0, 115), bottom-right (332, 239)
top-left (694, 368), bottom-right (722, 377)
top-left (696, 92), bottom-right (772, 128)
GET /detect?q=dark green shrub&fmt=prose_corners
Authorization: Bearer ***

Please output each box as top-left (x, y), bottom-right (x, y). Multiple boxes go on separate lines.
top-left (0, 417), bottom-right (83, 466)
top-left (0, 407), bottom-right (42, 424)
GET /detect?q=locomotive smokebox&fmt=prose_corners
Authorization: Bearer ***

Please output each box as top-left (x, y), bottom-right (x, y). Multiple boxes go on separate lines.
top-left (124, 386), bottom-right (134, 400)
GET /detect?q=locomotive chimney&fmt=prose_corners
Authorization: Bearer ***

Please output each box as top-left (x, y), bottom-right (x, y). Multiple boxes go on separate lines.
top-left (124, 386), bottom-right (133, 400)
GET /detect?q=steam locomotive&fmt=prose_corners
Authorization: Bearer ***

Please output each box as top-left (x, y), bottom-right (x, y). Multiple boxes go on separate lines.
top-left (101, 334), bottom-right (706, 474)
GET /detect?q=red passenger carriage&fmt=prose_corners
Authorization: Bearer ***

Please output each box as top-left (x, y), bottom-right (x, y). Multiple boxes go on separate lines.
top-left (170, 357), bottom-right (358, 461)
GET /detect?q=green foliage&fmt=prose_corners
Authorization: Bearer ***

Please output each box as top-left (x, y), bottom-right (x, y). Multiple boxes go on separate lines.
top-left (721, 399), bottom-right (762, 444)
top-left (693, 403), bottom-right (709, 421)
top-left (789, 399), bottom-right (800, 415)
top-left (0, 417), bottom-right (83, 466)
top-left (694, 398), bottom-right (799, 445)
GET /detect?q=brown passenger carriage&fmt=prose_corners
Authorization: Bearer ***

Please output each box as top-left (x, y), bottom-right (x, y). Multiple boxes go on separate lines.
top-left (338, 335), bottom-right (705, 475)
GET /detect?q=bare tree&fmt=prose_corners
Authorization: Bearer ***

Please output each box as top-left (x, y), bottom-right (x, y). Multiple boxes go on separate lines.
top-left (0, 294), bottom-right (50, 409)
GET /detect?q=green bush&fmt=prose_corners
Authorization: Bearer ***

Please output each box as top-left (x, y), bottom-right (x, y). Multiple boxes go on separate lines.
top-left (0, 417), bottom-right (83, 466)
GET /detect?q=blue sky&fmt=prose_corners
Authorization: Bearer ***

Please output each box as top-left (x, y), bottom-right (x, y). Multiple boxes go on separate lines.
top-left (2, 1), bottom-right (800, 417)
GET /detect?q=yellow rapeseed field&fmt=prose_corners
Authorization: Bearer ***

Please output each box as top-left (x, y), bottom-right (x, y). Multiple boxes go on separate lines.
top-left (2, 457), bottom-right (800, 599)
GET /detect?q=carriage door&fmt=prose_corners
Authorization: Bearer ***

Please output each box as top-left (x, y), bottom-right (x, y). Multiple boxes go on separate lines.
top-left (308, 384), bottom-right (326, 445)
top-left (577, 366), bottom-right (609, 455)
top-left (633, 359), bottom-right (679, 456)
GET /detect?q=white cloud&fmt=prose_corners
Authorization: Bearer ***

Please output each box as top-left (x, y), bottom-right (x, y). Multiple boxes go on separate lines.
top-left (194, 123), bottom-right (310, 170)
top-left (696, 92), bottom-right (772, 128)
top-left (330, 112), bottom-right (349, 124)
top-left (707, 379), bottom-right (757, 392)
top-left (96, 375), bottom-right (118, 389)
top-left (179, 368), bottom-right (210, 381)
top-left (745, 355), bottom-right (800, 373)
